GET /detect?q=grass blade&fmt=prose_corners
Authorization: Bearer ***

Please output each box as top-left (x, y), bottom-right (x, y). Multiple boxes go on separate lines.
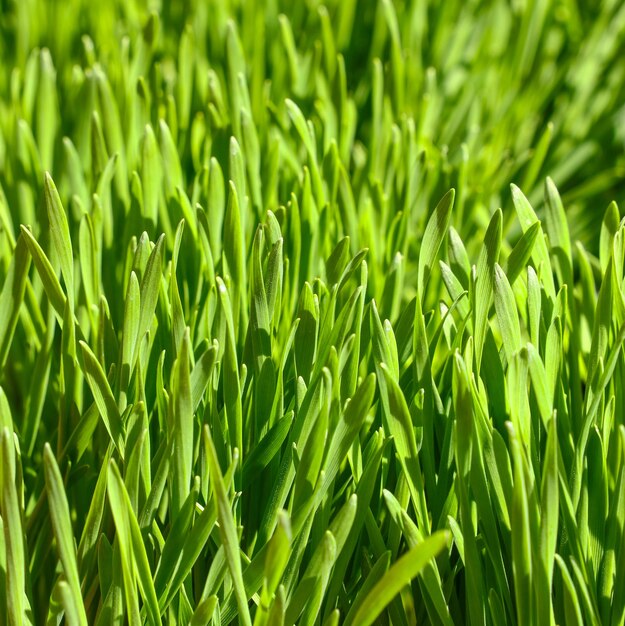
top-left (347, 531), bottom-right (450, 626)
top-left (418, 189), bottom-right (455, 298)
top-left (0, 234), bottom-right (31, 370)
top-left (43, 444), bottom-right (88, 626)
top-left (107, 459), bottom-right (161, 626)
top-left (203, 426), bottom-right (251, 626)
top-left (78, 341), bottom-right (125, 459)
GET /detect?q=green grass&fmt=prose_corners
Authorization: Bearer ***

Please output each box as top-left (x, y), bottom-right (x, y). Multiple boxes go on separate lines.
top-left (1, 0), bottom-right (625, 624)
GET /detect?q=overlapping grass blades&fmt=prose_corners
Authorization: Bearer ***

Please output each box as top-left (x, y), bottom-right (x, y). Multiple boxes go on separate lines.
top-left (1, 1), bottom-right (625, 624)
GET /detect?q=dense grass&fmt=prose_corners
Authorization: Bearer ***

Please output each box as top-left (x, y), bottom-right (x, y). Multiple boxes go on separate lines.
top-left (1, 0), bottom-right (625, 624)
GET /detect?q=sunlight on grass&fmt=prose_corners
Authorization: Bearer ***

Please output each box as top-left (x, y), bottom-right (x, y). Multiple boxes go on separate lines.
top-left (1, 1), bottom-right (625, 624)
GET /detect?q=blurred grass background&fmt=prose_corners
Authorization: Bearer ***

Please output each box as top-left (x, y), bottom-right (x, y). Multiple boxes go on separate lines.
top-left (1, 0), bottom-right (624, 253)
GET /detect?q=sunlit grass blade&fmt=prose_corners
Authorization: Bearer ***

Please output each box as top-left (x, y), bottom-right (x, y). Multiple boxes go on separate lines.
top-left (473, 208), bottom-right (502, 372)
top-left (170, 328), bottom-right (193, 516)
top-left (44, 172), bottom-right (74, 312)
top-left (1, 428), bottom-right (32, 626)
top-left (78, 341), bottom-right (125, 458)
top-left (107, 459), bottom-right (161, 626)
top-left (493, 263), bottom-right (522, 361)
top-left (20, 225), bottom-right (67, 317)
top-left (346, 531), bottom-right (450, 626)
top-left (137, 233), bottom-right (165, 347)
top-left (510, 184), bottom-right (556, 301)
top-left (418, 189), bottom-right (455, 298)
top-left (203, 426), bottom-right (251, 626)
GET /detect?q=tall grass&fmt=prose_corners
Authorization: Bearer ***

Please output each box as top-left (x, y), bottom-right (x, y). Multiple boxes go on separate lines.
top-left (1, 1), bottom-right (625, 624)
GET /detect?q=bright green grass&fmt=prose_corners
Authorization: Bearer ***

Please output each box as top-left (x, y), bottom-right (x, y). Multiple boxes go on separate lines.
top-left (1, 1), bottom-right (625, 624)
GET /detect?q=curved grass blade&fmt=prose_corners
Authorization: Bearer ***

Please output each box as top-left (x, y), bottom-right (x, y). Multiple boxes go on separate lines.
top-left (20, 225), bottom-right (67, 317)
top-left (347, 531), bottom-right (450, 626)
top-left (78, 341), bottom-right (124, 459)
top-left (418, 189), bottom-right (455, 298)
top-left (504, 221), bottom-right (540, 286)
top-left (510, 184), bottom-right (556, 301)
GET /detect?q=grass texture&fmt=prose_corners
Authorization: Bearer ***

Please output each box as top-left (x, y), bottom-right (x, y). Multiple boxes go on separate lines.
top-left (1, 0), bottom-right (625, 624)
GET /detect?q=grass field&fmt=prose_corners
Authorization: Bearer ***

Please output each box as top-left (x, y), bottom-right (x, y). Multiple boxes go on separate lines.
top-left (1, 0), bottom-right (625, 624)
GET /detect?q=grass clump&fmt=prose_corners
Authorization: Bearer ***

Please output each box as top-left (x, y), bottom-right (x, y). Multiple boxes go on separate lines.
top-left (1, 1), bottom-right (625, 624)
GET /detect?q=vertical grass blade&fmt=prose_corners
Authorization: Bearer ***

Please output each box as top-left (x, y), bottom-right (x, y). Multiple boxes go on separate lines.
top-left (43, 444), bottom-right (88, 626)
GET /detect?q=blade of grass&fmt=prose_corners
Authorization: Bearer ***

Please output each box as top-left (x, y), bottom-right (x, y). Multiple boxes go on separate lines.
top-left (346, 531), bottom-right (450, 626)
top-left (43, 444), bottom-right (88, 626)
top-left (107, 459), bottom-right (161, 626)
top-left (203, 426), bottom-right (251, 626)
